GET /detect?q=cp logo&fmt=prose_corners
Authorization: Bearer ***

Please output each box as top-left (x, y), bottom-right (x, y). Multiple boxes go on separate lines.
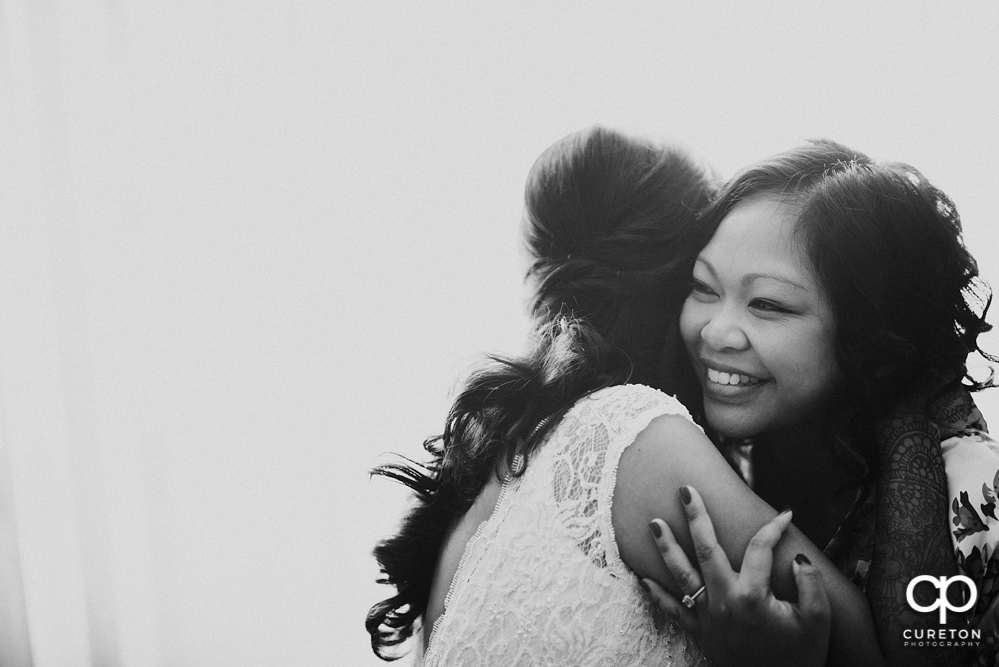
top-left (906, 575), bottom-right (978, 623)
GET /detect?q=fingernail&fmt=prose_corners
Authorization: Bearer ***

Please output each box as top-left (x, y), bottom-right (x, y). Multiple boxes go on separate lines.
top-left (794, 553), bottom-right (810, 566)
top-left (679, 486), bottom-right (691, 505)
top-left (649, 520), bottom-right (662, 539)
top-left (639, 578), bottom-right (651, 593)
top-left (778, 509), bottom-right (793, 521)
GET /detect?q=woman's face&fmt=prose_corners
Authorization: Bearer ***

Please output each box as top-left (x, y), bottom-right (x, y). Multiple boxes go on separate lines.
top-left (679, 195), bottom-right (841, 440)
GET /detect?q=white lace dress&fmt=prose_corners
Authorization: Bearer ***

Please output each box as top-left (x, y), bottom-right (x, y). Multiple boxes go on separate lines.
top-left (423, 384), bottom-right (706, 666)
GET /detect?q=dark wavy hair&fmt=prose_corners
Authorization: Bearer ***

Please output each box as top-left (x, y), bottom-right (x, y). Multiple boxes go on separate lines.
top-left (698, 139), bottom-right (994, 485)
top-left (365, 126), bottom-right (713, 660)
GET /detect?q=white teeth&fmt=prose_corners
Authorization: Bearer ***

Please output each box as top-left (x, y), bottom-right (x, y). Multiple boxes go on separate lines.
top-left (706, 368), bottom-right (760, 386)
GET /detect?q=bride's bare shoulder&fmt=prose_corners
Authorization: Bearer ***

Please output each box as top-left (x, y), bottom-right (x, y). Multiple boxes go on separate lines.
top-left (612, 412), bottom-right (767, 593)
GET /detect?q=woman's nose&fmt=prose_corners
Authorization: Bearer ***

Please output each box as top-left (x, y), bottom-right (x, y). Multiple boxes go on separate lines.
top-left (699, 306), bottom-right (749, 351)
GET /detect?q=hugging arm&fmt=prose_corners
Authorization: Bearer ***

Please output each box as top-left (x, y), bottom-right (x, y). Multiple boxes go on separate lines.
top-left (612, 415), bottom-right (885, 667)
top-left (645, 489), bottom-right (832, 667)
top-left (640, 406), bottom-right (967, 667)
top-left (869, 408), bottom-right (969, 666)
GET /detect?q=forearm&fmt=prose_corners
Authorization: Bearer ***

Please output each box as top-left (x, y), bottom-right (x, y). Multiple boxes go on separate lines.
top-left (870, 411), bottom-right (966, 666)
top-left (617, 416), bottom-right (886, 666)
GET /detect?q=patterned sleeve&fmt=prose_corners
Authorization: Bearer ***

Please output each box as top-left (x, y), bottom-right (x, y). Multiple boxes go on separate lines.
top-left (942, 429), bottom-right (999, 666)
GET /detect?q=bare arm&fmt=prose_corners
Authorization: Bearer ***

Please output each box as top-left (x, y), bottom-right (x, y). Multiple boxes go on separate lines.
top-left (612, 414), bottom-right (884, 667)
top-left (646, 493), bottom-right (831, 667)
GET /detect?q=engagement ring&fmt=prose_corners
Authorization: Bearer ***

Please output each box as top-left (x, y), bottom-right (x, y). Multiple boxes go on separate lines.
top-left (681, 585), bottom-right (706, 608)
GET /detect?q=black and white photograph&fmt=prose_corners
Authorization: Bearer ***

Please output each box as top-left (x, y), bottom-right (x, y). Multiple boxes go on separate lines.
top-left (2, 3), bottom-right (999, 666)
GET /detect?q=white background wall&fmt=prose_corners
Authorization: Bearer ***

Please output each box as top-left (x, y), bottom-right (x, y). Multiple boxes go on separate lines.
top-left (1, 2), bottom-right (997, 666)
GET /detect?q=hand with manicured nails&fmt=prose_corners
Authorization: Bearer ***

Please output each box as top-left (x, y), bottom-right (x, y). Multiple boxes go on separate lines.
top-left (642, 486), bottom-right (831, 667)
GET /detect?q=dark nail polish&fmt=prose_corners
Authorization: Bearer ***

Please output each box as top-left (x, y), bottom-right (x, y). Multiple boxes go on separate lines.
top-left (679, 486), bottom-right (691, 505)
top-left (794, 553), bottom-right (811, 566)
top-left (650, 521), bottom-right (662, 538)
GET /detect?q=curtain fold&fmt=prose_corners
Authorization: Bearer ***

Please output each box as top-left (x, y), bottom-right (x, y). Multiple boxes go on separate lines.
top-left (0, 1), bottom-right (157, 664)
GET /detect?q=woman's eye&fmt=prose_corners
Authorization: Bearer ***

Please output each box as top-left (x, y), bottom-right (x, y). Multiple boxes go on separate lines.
top-left (687, 281), bottom-right (718, 302)
top-left (749, 299), bottom-right (792, 314)
top-left (689, 279), bottom-right (716, 297)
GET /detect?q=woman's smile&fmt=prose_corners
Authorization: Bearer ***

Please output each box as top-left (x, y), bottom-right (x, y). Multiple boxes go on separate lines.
top-left (679, 195), bottom-right (841, 440)
top-left (705, 367), bottom-right (764, 387)
top-left (696, 361), bottom-right (770, 406)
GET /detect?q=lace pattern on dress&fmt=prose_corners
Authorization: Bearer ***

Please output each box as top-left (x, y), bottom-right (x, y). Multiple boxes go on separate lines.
top-left (423, 384), bottom-right (705, 666)
top-left (426, 453), bottom-right (524, 650)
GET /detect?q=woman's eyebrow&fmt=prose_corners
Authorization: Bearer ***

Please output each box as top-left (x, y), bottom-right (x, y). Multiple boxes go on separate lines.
top-left (693, 256), bottom-right (717, 278)
top-left (743, 272), bottom-right (808, 291)
top-left (698, 257), bottom-right (808, 292)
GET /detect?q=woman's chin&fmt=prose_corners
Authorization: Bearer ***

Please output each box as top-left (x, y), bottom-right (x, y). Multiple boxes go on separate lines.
top-left (703, 406), bottom-right (766, 441)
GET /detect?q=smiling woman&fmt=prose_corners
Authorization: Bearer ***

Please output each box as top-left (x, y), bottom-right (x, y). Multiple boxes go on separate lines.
top-left (681, 195), bottom-right (841, 444)
top-left (655, 139), bottom-right (999, 666)
top-left (367, 127), bottom-right (889, 667)
top-left (2, 1), bottom-right (998, 665)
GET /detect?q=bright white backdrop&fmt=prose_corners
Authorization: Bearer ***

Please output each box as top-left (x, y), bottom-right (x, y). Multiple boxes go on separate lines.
top-left (0, 3), bottom-right (997, 666)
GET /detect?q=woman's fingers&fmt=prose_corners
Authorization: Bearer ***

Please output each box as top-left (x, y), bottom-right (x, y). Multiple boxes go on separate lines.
top-left (649, 517), bottom-right (704, 597)
top-left (738, 509), bottom-right (793, 595)
top-left (791, 554), bottom-right (831, 630)
top-left (641, 578), bottom-right (701, 638)
top-left (681, 486), bottom-right (735, 591)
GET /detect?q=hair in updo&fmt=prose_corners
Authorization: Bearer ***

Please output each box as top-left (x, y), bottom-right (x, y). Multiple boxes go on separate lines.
top-left (523, 126), bottom-right (715, 388)
top-left (699, 139), bottom-right (994, 481)
top-left (365, 126), bottom-right (713, 660)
